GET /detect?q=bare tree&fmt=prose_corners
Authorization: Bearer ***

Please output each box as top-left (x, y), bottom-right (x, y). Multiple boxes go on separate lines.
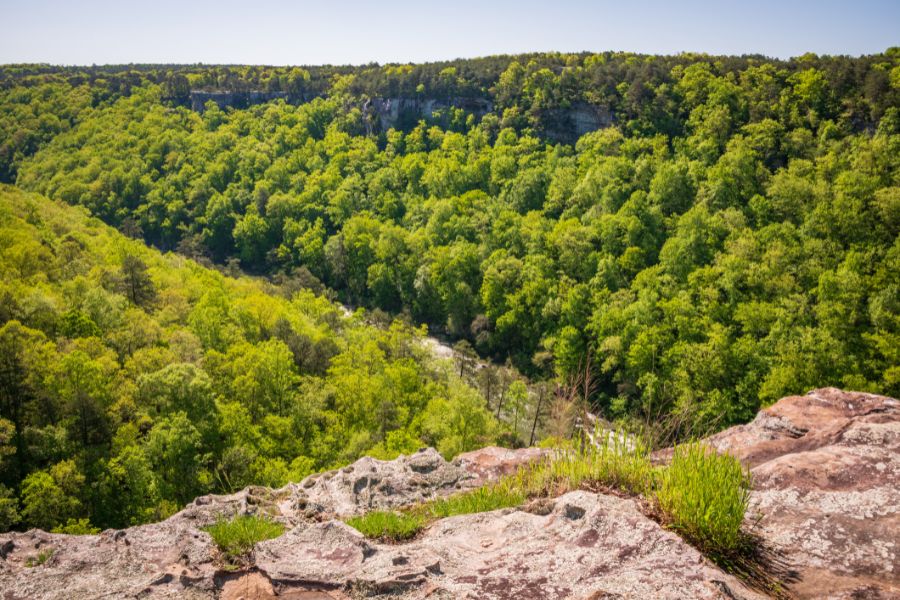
top-left (545, 352), bottom-right (597, 443)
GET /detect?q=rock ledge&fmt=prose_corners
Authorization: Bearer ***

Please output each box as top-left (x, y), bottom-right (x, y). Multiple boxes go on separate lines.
top-left (0, 389), bottom-right (896, 599)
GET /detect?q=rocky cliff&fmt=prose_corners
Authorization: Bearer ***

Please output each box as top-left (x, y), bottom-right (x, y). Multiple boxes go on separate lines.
top-left (362, 96), bottom-right (494, 133)
top-left (186, 91), bottom-right (612, 143)
top-left (1, 388), bottom-right (897, 600)
top-left (189, 90), bottom-right (313, 111)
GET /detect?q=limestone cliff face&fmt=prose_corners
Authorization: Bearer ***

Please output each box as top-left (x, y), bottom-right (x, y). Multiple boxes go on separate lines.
top-left (186, 90), bottom-right (613, 142)
top-left (363, 96), bottom-right (494, 133)
top-left (536, 102), bottom-right (613, 143)
top-left (1, 389), bottom-right (897, 599)
top-left (189, 90), bottom-right (293, 111)
top-left (362, 97), bottom-right (613, 143)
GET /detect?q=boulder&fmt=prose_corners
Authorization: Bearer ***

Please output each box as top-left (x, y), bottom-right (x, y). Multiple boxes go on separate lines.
top-left (287, 447), bottom-right (477, 518)
top-left (452, 445), bottom-right (548, 485)
top-left (709, 388), bottom-right (900, 600)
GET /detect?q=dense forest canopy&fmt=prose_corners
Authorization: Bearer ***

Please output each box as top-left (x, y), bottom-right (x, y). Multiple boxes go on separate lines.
top-left (0, 186), bottom-right (500, 532)
top-left (0, 50), bottom-right (898, 531)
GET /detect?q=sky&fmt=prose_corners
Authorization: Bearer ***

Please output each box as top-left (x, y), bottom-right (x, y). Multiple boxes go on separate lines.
top-left (1, 0), bottom-right (898, 66)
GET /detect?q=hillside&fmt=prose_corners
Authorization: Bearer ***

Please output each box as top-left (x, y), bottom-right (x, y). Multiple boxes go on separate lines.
top-left (0, 185), bottom-right (498, 532)
top-left (3, 52), bottom-right (898, 438)
top-left (0, 388), bottom-right (896, 599)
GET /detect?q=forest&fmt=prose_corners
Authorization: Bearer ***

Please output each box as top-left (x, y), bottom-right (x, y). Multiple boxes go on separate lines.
top-left (0, 50), bottom-right (898, 532)
top-left (0, 185), bottom-right (502, 531)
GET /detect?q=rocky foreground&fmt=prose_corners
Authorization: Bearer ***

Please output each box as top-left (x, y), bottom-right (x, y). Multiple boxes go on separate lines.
top-left (0, 388), bottom-right (897, 600)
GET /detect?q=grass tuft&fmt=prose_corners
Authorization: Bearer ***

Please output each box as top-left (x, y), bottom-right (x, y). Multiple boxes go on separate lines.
top-left (655, 441), bottom-right (751, 555)
top-left (203, 514), bottom-right (285, 567)
top-left (344, 510), bottom-right (425, 541)
top-left (25, 549), bottom-right (53, 568)
top-left (344, 483), bottom-right (528, 542)
top-left (513, 431), bottom-right (654, 498)
top-left (425, 481), bottom-right (527, 520)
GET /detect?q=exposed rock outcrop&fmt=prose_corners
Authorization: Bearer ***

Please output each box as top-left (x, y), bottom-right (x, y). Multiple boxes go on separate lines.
top-left (190, 90), bottom-right (294, 111)
top-left (709, 388), bottom-right (899, 600)
top-left (1, 389), bottom-right (897, 599)
top-left (453, 445), bottom-right (548, 485)
top-left (362, 97), bottom-right (613, 142)
top-left (537, 102), bottom-right (614, 144)
top-left (363, 96), bottom-right (494, 132)
top-left (253, 490), bottom-right (765, 600)
top-left (184, 90), bottom-right (613, 143)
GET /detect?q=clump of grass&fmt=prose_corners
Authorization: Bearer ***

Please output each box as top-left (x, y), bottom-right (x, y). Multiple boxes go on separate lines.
top-left (344, 510), bottom-right (426, 541)
top-left (25, 549), bottom-right (53, 567)
top-left (346, 483), bottom-right (527, 541)
top-left (516, 430), bottom-right (654, 497)
top-left (426, 480), bottom-right (526, 519)
top-left (203, 514), bottom-right (285, 567)
top-left (655, 441), bottom-right (751, 555)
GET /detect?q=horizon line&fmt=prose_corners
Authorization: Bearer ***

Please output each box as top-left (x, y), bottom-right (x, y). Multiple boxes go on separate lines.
top-left (3, 47), bottom-right (897, 70)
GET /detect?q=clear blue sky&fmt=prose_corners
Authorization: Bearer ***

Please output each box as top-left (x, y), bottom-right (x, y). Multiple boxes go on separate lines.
top-left (1, 0), bottom-right (897, 65)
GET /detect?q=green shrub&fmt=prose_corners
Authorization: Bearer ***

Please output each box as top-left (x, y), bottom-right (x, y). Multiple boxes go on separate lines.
top-left (655, 442), bottom-right (751, 554)
top-left (51, 518), bottom-right (101, 535)
top-left (344, 510), bottom-right (426, 541)
top-left (203, 514), bottom-right (285, 565)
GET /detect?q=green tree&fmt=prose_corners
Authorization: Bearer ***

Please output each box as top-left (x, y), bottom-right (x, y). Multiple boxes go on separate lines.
top-left (421, 381), bottom-right (496, 458)
top-left (0, 484), bottom-right (17, 532)
top-left (98, 445), bottom-right (160, 527)
top-left (21, 460), bottom-right (85, 530)
top-left (144, 412), bottom-right (207, 505)
top-left (118, 254), bottom-right (157, 307)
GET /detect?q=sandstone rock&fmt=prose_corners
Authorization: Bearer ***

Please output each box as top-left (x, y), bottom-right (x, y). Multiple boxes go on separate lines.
top-left (285, 447), bottom-right (478, 518)
top-left (0, 523), bottom-right (216, 598)
top-left (452, 445), bottom-right (548, 485)
top-left (254, 490), bottom-right (764, 600)
top-left (0, 447), bottom-right (521, 599)
top-left (709, 388), bottom-right (900, 600)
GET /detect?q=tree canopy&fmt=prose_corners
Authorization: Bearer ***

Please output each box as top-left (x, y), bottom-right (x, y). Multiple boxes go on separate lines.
top-left (0, 186), bottom-right (498, 531)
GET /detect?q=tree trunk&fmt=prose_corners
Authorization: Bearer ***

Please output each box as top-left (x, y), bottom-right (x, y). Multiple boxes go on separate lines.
top-left (529, 385), bottom-right (545, 446)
